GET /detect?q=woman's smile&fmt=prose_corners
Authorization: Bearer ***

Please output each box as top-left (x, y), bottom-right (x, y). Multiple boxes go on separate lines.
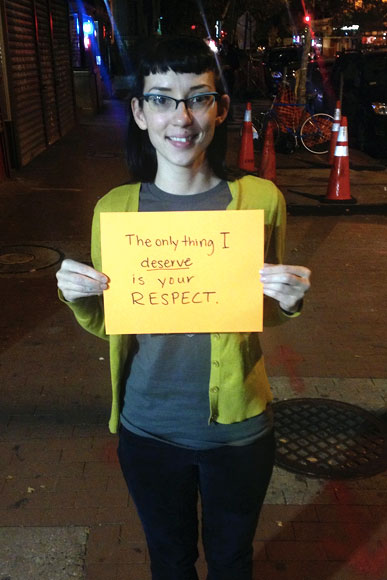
top-left (166, 134), bottom-right (197, 147)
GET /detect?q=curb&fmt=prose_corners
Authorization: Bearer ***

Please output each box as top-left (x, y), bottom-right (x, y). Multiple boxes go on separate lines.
top-left (287, 203), bottom-right (387, 216)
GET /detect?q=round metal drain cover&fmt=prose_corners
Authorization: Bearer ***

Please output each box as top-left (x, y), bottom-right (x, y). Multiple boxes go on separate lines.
top-left (272, 398), bottom-right (387, 479)
top-left (0, 245), bottom-right (62, 273)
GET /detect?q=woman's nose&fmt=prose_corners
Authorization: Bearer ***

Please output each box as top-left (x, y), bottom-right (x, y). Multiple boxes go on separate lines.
top-left (171, 101), bottom-right (193, 124)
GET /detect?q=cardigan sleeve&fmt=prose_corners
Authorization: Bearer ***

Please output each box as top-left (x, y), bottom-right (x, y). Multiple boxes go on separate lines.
top-left (58, 291), bottom-right (108, 341)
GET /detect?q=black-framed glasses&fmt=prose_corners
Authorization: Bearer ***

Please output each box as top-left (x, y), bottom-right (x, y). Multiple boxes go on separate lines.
top-left (141, 92), bottom-right (220, 113)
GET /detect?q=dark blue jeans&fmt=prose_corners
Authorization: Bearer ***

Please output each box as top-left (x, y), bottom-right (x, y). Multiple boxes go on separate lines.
top-left (118, 426), bottom-right (275, 580)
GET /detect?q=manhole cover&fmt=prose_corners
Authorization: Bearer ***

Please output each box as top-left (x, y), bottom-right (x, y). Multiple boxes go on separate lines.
top-left (272, 398), bottom-right (387, 479)
top-left (0, 252), bottom-right (35, 264)
top-left (0, 245), bottom-right (62, 273)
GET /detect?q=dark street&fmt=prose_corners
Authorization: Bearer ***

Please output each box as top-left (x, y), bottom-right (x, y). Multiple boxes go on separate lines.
top-left (0, 98), bottom-right (386, 579)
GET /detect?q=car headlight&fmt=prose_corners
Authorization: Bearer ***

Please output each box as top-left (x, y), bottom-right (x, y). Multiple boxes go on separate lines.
top-left (372, 102), bottom-right (387, 115)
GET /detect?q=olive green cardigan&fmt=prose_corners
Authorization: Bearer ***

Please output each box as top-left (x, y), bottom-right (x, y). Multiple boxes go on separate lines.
top-left (62, 175), bottom-right (297, 433)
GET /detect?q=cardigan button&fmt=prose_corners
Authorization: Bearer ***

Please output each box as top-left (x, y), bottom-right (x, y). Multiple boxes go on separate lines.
top-left (212, 360), bottom-right (220, 367)
top-left (210, 386), bottom-right (219, 393)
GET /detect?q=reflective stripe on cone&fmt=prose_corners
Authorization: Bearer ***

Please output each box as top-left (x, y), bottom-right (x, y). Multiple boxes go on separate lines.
top-left (329, 100), bottom-right (341, 165)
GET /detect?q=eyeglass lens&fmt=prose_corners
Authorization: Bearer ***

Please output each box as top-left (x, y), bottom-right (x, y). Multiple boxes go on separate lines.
top-left (144, 94), bottom-right (217, 112)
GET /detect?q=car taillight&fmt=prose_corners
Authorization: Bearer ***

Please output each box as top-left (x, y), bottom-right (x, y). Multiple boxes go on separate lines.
top-left (372, 102), bottom-right (387, 115)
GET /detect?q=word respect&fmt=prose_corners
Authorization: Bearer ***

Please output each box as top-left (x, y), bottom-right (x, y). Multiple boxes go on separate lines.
top-left (131, 290), bottom-right (217, 306)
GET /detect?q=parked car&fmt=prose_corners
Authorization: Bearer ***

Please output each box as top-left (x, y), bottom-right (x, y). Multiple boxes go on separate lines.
top-left (331, 48), bottom-right (387, 156)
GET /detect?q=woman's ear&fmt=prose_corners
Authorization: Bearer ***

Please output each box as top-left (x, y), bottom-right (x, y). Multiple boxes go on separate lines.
top-left (215, 94), bottom-right (231, 126)
top-left (131, 98), bottom-right (148, 130)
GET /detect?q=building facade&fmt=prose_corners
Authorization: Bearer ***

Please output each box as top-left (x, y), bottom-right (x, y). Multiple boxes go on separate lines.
top-left (0, 0), bottom-right (76, 178)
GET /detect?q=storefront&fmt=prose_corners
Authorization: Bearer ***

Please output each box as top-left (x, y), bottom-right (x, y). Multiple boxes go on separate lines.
top-left (362, 31), bottom-right (387, 46)
top-left (0, 0), bottom-right (76, 174)
top-left (68, 0), bottom-right (113, 114)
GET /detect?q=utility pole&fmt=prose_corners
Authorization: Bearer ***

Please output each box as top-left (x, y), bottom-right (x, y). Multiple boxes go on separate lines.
top-left (297, 17), bottom-right (311, 104)
top-left (152, 0), bottom-right (160, 34)
top-left (137, 0), bottom-right (147, 36)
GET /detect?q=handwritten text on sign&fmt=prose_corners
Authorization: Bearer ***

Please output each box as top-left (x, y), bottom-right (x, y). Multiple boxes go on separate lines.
top-left (100, 210), bottom-right (264, 334)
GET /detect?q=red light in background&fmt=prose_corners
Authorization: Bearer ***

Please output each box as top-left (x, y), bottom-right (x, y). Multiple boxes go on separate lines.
top-left (191, 24), bottom-right (196, 30)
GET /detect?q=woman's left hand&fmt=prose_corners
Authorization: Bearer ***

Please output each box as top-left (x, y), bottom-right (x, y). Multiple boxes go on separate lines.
top-left (260, 263), bottom-right (311, 313)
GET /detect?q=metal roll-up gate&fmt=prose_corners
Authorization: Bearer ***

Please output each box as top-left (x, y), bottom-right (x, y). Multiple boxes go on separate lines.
top-left (5, 0), bottom-right (47, 166)
top-left (34, 0), bottom-right (61, 145)
top-left (50, 0), bottom-right (75, 137)
top-left (3, 0), bottom-right (75, 168)
top-left (0, 30), bottom-right (11, 179)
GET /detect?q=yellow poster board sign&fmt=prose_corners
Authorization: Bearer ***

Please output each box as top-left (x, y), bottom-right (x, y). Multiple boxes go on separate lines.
top-left (100, 210), bottom-right (264, 334)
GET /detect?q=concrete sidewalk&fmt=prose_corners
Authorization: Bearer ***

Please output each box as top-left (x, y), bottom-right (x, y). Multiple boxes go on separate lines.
top-left (0, 99), bottom-right (386, 579)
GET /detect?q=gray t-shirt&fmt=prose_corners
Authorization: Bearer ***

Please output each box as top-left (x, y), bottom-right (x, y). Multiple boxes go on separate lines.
top-left (120, 181), bottom-right (273, 449)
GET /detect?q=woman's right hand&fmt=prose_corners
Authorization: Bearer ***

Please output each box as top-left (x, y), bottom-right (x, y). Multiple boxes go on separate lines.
top-left (56, 259), bottom-right (109, 302)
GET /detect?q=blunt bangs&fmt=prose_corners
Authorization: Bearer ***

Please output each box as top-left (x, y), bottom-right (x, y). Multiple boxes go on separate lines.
top-left (133, 36), bottom-right (222, 95)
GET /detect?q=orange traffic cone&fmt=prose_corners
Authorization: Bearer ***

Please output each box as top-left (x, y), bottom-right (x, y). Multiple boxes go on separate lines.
top-left (238, 103), bottom-right (256, 172)
top-left (329, 100), bottom-right (341, 165)
top-left (260, 121), bottom-right (276, 183)
top-left (324, 117), bottom-right (356, 203)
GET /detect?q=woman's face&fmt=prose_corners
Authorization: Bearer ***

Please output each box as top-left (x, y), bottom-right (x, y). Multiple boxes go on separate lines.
top-left (131, 70), bottom-right (229, 175)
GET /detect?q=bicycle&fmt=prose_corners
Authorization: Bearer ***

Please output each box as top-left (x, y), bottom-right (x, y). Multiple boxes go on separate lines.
top-left (253, 86), bottom-right (334, 155)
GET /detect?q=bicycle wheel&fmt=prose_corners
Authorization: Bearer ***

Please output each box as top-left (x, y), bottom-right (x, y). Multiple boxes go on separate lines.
top-left (253, 113), bottom-right (280, 151)
top-left (300, 113), bottom-right (334, 154)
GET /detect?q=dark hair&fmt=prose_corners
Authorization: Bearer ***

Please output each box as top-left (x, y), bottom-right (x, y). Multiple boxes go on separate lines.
top-left (126, 35), bottom-right (232, 183)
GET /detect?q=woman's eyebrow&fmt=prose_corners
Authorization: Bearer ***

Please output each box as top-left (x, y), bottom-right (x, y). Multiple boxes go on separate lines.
top-left (147, 86), bottom-right (172, 92)
top-left (146, 84), bottom-right (212, 93)
top-left (190, 84), bottom-right (212, 91)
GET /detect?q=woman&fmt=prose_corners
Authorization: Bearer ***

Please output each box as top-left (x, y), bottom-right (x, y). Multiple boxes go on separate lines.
top-left (57, 35), bottom-right (310, 580)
